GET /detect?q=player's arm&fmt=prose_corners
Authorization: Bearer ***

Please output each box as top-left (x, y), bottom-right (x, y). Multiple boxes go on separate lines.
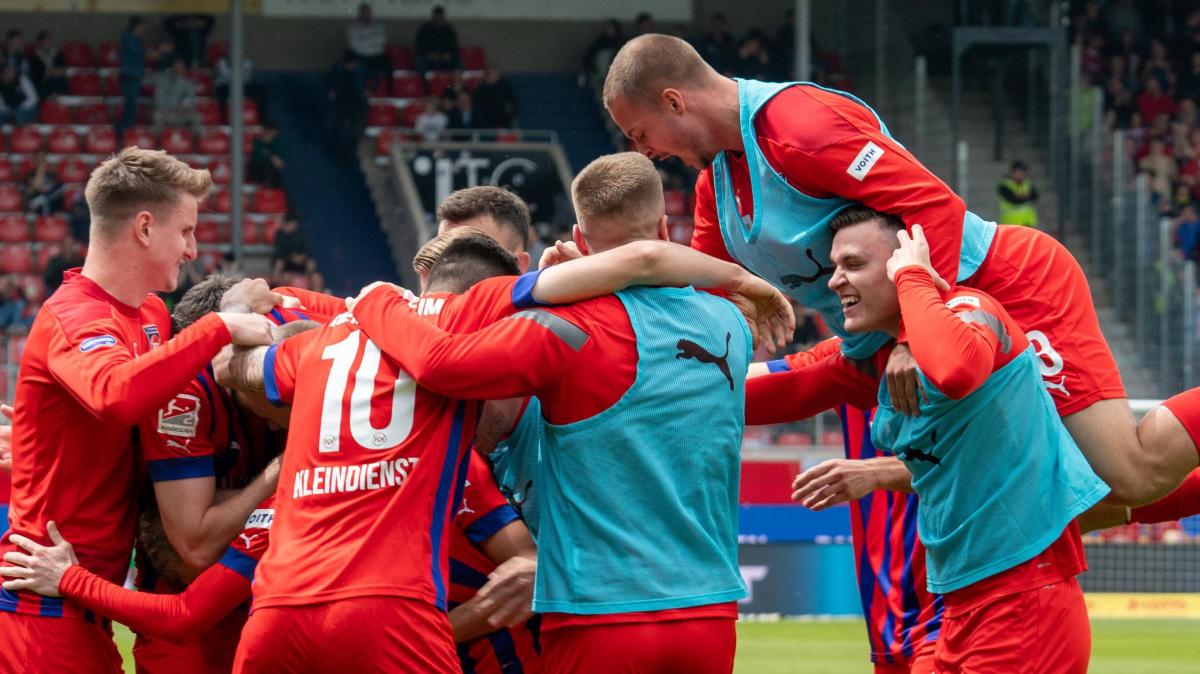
top-left (688, 169), bottom-right (739, 264)
top-left (745, 347), bottom-right (880, 425)
top-left (1, 522), bottom-right (249, 640)
top-left (272, 286), bottom-right (345, 320)
top-left (791, 457), bottom-right (913, 511)
top-left (748, 337), bottom-right (842, 378)
top-left (450, 518), bottom-right (537, 643)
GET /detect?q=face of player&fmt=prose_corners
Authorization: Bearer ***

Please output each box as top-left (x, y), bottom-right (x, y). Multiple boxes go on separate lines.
top-left (828, 220), bottom-right (902, 336)
top-left (145, 194), bottom-right (199, 293)
top-left (608, 94), bottom-right (716, 170)
top-left (438, 214), bottom-right (531, 272)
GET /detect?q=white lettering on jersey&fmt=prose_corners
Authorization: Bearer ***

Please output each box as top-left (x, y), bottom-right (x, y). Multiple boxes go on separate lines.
top-left (417, 297), bottom-right (446, 316)
top-left (292, 457), bottom-right (420, 499)
top-left (846, 141), bottom-right (884, 181)
top-left (1025, 329), bottom-right (1070, 397)
top-left (945, 295), bottom-right (981, 310)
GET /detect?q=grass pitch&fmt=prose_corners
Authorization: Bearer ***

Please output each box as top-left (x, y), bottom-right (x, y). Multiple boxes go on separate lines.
top-left (115, 618), bottom-right (1200, 673)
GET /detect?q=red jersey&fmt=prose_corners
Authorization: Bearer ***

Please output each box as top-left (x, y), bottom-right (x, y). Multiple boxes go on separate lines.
top-left (255, 277), bottom-right (520, 612)
top-left (271, 286), bottom-right (343, 325)
top-left (450, 451), bottom-right (541, 674)
top-left (0, 269), bottom-right (230, 620)
top-left (692, 85), bottom-right (967, 287)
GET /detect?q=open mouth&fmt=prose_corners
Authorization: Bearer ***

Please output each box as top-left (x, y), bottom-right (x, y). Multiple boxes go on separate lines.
top-left (841, 296), bottom-right (860, 311)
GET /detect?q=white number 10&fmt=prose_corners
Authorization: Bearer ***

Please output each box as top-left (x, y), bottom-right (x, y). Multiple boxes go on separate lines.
top-left (317, 331), bottom-right (416, 453)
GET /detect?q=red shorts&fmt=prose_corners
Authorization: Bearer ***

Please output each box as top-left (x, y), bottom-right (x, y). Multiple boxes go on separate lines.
top-left (540, 614), bottom-right (736, 674)
top-left (874, 635), bottom-right (937, 674)
top-left (232, 597), bottom-right (458, 674)
top-left (933, 577), bottom-right (1090, 674)
top-left (0, 611), bottom-right (123, 674)
top-left (966, 225), bottom-right (1126, 416)
top-left (134, 614), bottom-right (243, 674)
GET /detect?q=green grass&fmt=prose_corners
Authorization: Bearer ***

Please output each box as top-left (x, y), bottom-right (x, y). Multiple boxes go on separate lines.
top-left (114, 618), bottom-right (1200, 673)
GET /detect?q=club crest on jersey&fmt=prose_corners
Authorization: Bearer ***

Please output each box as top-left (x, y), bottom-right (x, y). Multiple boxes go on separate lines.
top-left (143, 324), bottom-right (162, 349)
top-left (79, 335), bottom-right (117, 352)
top-left (158, 394), bottom-right (201, 438)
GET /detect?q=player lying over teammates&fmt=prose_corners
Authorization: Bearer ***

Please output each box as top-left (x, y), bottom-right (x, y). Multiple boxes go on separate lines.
top-left (602, 34), bottom-right (1200, 508)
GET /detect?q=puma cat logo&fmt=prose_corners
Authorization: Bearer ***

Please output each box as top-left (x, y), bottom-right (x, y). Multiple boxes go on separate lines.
top-left (676, 333), bottom-right (734, 391)
top-left (780, 249), bottom-right (837, 288)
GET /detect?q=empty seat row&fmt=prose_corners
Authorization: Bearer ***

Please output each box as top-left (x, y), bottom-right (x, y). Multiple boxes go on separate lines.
top-left (0, 214), bottom-right (70, 243)
top-left (0, 125), bottom-right (254, 155)
top-left (0, 242), bottom-right (77, 274)
top-left (59, 41), bottom-right (230, 69)
top-left (42, 97), bottom-right (255, 126)
top-left (376, 70), bottom-right (484, 99)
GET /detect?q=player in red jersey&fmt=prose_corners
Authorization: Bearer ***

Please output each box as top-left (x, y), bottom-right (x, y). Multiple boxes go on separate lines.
top-left (436, 185), bottom-right (535, 273)
top-left (602, 34), bottom-right (1199, 506)
top-left (0, 147), bottom-right (274, 674)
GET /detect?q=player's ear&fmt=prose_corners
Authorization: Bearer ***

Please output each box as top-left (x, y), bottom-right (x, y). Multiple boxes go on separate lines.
top-left (515, 251), bottom-right (531, 274)
top-left (656, 214), bottom-right (669, 242)
top-left (662, 88), bottom-right (684, 113)
top-left (133, 210), bottom-right (154, 247)
top-left (572, 224), bottom-right (590, 255)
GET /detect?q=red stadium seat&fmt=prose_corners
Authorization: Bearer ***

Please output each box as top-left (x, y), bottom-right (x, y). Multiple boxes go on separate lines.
top-left (0, 215), bottom-right (29, 243)
top-left (61, 42), bottom-right (94, 68)
top-left (161, 128), bottom-right (194, 154)
top-left (367, 104), bottom-right (397, 127)
top-left (0, 246), bottom-right (34, 274)
top-left (39, 98), bottom-right (72, 124)
top-left (14, 157), bottom-right (35, 182)
top-left (212, 189), bottom-right (231, 213)
top-left (97, 42), bottom-right (120, 67)
top-left (122, 126), bottom-right (157, 149)
top-left (667, 216), bottom-right (694, 245)
top-left (196, 98), bottom-right (221, 125)
top-left (376, 128), bottom-right (400, 155)
top-left (197, 128), bottom-right (231, 155)
top-left (252, 188), bottom-right (287, 214)
top-left (820, 430), bottom-right (844, 447)
top-left (386, 45), bottom-right (414, 70)
top-left (263, 216), bottom-right (281, 241)
top-left (426, 71), bottom-right (456, 97)
top-left (776, 432), bottom-right (813, 446)
top-left (85, 126), bottom-right (118, 154)
top-left (207, 41), bottom-right (229, 67)
top-left (0, 185), bottom-right (22, 212)
top-left (463, 72), bottom-right (483, 91)
top-left (62, 185), bottom-right (85, 209)
top-left (76, 101), bottom-right (112, 124)
top-left (19, 274), bottom-right (45, 302)
top-left (188, 72), bottom-right (213, 97)
top-left (663, 190), bottom-right (689, 216)
top-left (0, 163), bottom-right (13, 183)
top-left (207, 159), bottom-right (231, 184)
top-left (242, 217), bottom-right (267, 245)
top-left (400, 104), bottom-right (423, 128)
top-left (112, 99), bottom-right (151, 126)
top-left (195, 217), bottom-right (225, 243)
top-left (101, 71), bottom-right (120, 96)
top-left (392, 73), bottom-right (425, 99)
top-left (47, 128), bottom-right (81, 154)
top-left (57, 159), bottom-right (90, 184)
top-left (10, 127), bottom-right (44, 154)
top-left (459, 46), bottom-right (487, 70)
top-left (34, 216), bottom-right (69, 243)
top-left (68, 71), bottom-right (102, 96)
top-left (241, 101), bottom-right (260, 126)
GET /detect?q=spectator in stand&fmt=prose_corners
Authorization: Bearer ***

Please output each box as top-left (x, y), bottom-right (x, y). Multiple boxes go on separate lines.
top-left (1140, 138), bottom-right (1177, 201)
top-left (0, 64), bottom-right (38, 125)
top-left (1174, 203), bottom-right (1200, 261)
top-left (415, 95), bottom-right (448, 142)
top-left (472, 68), bottom-right (517, 128)
top-left (1179, 53), bottom-right (1200, 103)
top-left (163, 14), bottom-right (214, 68)
top-left (215, 54), bottom-right (268, 123)
top-left (415, 6), bottom-right (460, 73)
top-left (271, 213), bottom-right (310, 274)
top-left (997, 160), bottom-right (1039, 228)
top-left (42, 234), bottom-right (84, 294)
top-left (28, 31), bottom-right (67, 99)
top-left (0, 276), bottom-right (28, 331)
top-left (580, 19), bottom-right (625, 90)
top-left (775, 8), bottom-right (797, 78)
top-left (248, 123), bottom-right (285, 188)
top-left (3, 31), bottom-right (28, 76)
top-left (1103, 0), bottom-right (1147, 51)
top-left (67, 198), bottom-right (90, 243)
top-left (23, 152), bottom-right (63, 217)
top-left (1137, 77), bottom-right (1177, 125)
top-left (697, 13), bottom-right (736, 75)
top-left (733, 30), bottom-right (776, 81)
top-left (118, 16), bottom-right (148, 136)
top-left (633, 12), bottom-right (655, 37)
top-left (446, 90), bottom-right (475, 129)
top-left (326, 53), bottom-right (367, 164)
top-left (153, 57), bottom-right (201, 130)
top-left (347, 2), bottom-right (391, 95)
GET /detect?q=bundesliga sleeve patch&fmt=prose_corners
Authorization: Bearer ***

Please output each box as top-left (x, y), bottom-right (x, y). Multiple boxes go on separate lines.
top-left (78, 335), bottom-right (117, 352)
top-left (846, 141), bottom-right (884, 181)
top-left (157, 394), bottom-right (201, 438)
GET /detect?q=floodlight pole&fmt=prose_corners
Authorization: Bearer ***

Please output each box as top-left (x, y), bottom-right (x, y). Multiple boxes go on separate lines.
top-left (229, 0), bottom-right (245, 265)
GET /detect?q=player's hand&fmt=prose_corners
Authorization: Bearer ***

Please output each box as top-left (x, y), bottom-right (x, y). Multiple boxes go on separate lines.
top-left (217, 313), bottom-right (275, 347)
top-left (885, 344), bottom-right (926, 416)
top-left (0, 403), bottom-right (12, 473)
top-left (1, 522), bottom-right (78, 597)
top-left (278, 294), bottom-right (303, 309)
top-left (220, 278), bottom-right (284, 314)
top-left (345, 281), bottom-right (406, 312)
top-left (538, 240), bottom-right (583, 269)
top-left (886, 225), bottom-right (950, 291)
top-left (791, 459), bottom-right (882, 510)
top-left (725, 273), bottom-right (795, 354)
top-left (474, 555), bottom-right (536, 629)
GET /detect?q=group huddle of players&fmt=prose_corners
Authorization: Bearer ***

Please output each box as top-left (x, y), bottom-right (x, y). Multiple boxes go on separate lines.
top-left (0, 33), bottom-right (1199, 674)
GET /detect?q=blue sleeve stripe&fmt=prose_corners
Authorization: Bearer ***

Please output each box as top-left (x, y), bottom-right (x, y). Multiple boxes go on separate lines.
top-left (219, 546), bottom-right (258, 581)
top-left (766, 359), bottom-right (791, 373)
top-left (263, 344), bottom-right (285, 407)
top-left (449, 557), bottom-right (491, 590)
top-left (464, 505), bottom-right (521, 545)
top-left (269, 308), bottom-right (285, 325)
top-left (147, 456), bottom-right (215, 482)
top-left (510, 271), bottom-right (548, 309)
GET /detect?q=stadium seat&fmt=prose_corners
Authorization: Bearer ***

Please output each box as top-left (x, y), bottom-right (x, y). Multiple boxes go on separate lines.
top-left (57, 159), bottom-right (90, 184)
top-left (62, 186), bottom-right (85, 209)
top-left (0, 163), bottom-right (13, 183)
top-left (392, 73), bottom-right (425, 99)
top-left (495, 131), bottom-right (521, 143)
top-left (207, 41), bottom-right (229, 67)
top-left (36, 243), bottom-right (63, 272)
top-left (161, 128), bottom-right (194, 154)
top-left (376, 129), bottom-right (400, 155)
top-left (0, 215), bottom-right (29, 243)
top-left (212, 189), bottom-right (231, 213)
top-left (197, 128), bottom-right (231, 155)
top-left (667, 216), bottom-right (694, 245)
top-left (820, 430), bottom-right (844, 446)
top-left (195, 218), bottom-right (225, 243)
top-left (776, 432), bottom-right (813, 446)
top-left (0, 185), bottom-right (23, 213)
top-left (97, 42), bottom-right (120, 67)
top-left (112, 100), bottom-right (151, 126)
top-left (76, 101), bottom-right (112, 124)
top-left (34, 216), bottom-right (69, 243)
top-left (14, 157), bottom-right (35, 182)
top-left (385, 45), bottom-right (414, 70)
top-left (241, 101), bottom-right (260, 126)
top-left (426, 71), bottom-right (457, 97)
top-left (10, 127), bottom-right (44, 154)
top-left (367, 104), bottom-right (398, 127)
top-left (400, 104), bottom-right (423, 128)
top-left (62, 42), bottom-right (94, 68)
top-left (459, 46), bottom-right (487, 71)
top-left (68, 71), bottom-right (102, 96)
top-left (463, 72), bottom-right (483, 91)
top-left (263, 216), bottom-right (281, 241)
top-left (242, 217), bottom-right (268, 245)
top-left (253, 188), bottom-right (287, 214)
top-left (0, 246), bottom-right (34, 274)
top-left (101, 71), bottom-right (120, 96)
top-left (207, 159), bottom-right (232, 184)
top-left (188, 72), bottom-right (213, 97)
top-left (85, 126), bottom-right (118, 154)
top-left (39, 99), bottom-right (72, 124)
top-left (196, 98), bottom-right (221, 125)
top-left (47, 128), bottom-right (81, 154)
top-left (664, 190), bottom-right (689, 216)
top-left (122, 126), bottom-right (157, 149)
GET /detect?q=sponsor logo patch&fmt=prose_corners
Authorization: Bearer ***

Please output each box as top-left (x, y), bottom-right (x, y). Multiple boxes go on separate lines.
top-left (157, 394), bottom-right (201, 438)
top-left (846, 141), bottom-right (884, 181)
top-left (79, 335), bottom-right (117, 352)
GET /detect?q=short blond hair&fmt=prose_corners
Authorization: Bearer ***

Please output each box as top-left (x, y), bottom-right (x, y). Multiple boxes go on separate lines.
top-left (412, 225), bottom-right (489, 274)
top-left (603, 34), bottom-right (711, 109)
top-left (85, 147), bottom-right (212, 240)
top-left (571, 152), bottom-right (664, 242)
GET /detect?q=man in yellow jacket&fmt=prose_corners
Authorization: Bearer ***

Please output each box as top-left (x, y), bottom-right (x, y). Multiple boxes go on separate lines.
top-left (998, 160), bottom-right (1039, 227)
